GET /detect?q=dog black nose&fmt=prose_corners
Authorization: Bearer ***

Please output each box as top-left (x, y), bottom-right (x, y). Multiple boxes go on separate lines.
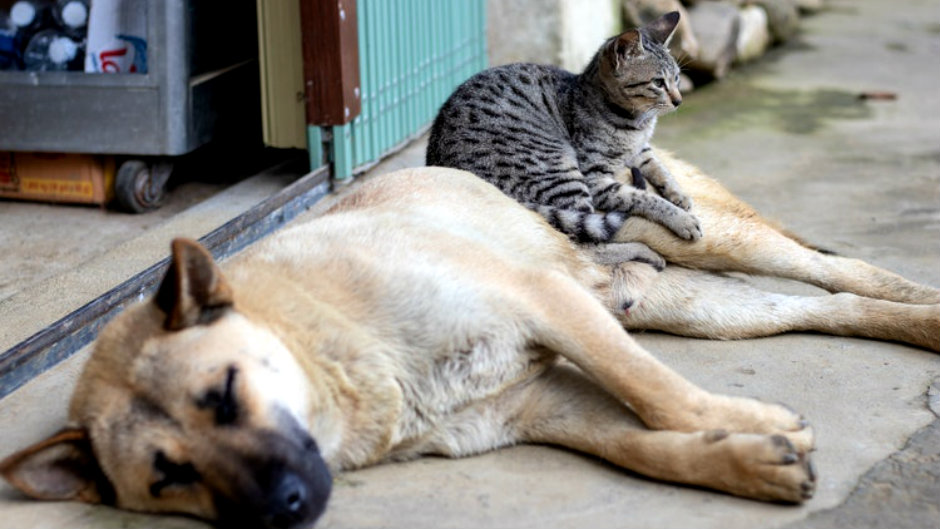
top-left (277, 473), bottom-right (306, 515)
top-left (265, 472), bottom-right (311, 529)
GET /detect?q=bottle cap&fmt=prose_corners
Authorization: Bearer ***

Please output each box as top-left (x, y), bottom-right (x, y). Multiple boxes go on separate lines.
top-left (10, 2), bottom-right (37, 28)
top-left (49, 35), bottom-right (78, 63)
top-left (61, 1), bottom-right (88, 29)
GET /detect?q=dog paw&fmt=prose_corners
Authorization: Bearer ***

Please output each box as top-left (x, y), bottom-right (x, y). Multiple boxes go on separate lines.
top-left (706, 396), bottom-right (815, 454)
top-left (701, 432), bottom-right (817, 503)
top-left (649, 394), bottom-right (815, 455)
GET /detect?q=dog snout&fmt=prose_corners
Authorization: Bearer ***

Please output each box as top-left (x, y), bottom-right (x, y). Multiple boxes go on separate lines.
top-left (213, 425), bottom-right (333, 529)
top-left (265, 472), bottom-right (312, 529)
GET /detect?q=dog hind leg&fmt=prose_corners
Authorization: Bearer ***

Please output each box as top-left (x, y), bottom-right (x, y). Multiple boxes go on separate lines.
top-left (616, 159), bottom-right (940, 304)
top-left (620, 266), bottom-right (940, 352)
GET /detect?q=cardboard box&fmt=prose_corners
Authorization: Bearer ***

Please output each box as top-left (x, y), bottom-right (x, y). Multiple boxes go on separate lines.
top-left (0, 152), bottom-right (115, 206)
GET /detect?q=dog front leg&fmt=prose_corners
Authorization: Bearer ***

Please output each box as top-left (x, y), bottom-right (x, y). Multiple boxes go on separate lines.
top-left (620, 266), bottom-right (940, 352)
top-left (525, 272), bottom-right (814, 451)
top-left (509, 365), bottom-right (816, 503)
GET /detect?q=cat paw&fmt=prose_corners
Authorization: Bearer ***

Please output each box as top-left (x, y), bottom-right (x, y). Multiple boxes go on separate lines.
top-left (666, 210), bottom-right (703, 241)
top-left (589, 242), bottom-right (665, 271)
top-left (665, 190), bottom-right (693, 211)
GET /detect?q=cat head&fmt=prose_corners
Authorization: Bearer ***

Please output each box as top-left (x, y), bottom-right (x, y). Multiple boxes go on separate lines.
top-left (596, 12), bottom-right (683, 120)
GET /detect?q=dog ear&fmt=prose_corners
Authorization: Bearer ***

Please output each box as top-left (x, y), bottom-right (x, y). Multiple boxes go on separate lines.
top-left (155, 238), bottom-right (234, 331)
top-left (0, 428), bottom-right (115, 504)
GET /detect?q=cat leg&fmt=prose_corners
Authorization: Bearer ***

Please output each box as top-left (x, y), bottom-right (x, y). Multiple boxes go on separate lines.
top-left (619, 265), bottom-right (940, 352)
top-left (587, 242), bottom-right (665, 271)
top-left (517, 270), bottom-right (814, 450)
top-left (631, 146), bottom-right (693, 210)
top-left (616, 152), bottom-right (940, 304)
top-left (506, 364), bottom-right (816, 503)
top-left (590, 177), bottom-right (703, 241)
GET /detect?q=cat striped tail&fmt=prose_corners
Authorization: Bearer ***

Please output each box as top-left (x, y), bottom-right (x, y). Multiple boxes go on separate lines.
top-left (526, 203), bottom-right (627, 243)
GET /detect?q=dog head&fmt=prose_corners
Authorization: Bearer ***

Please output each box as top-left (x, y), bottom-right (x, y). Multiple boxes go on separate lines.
top-left (1, 239), bottom-right (332, 528)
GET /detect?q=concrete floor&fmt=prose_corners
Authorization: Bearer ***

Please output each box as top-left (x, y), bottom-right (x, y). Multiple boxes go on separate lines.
top-left (0, 147), bottom-right (307, 353)
top-left (1, 0), bottom-right (938, 527)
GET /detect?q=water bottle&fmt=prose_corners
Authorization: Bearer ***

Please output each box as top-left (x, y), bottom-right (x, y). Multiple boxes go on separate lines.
top-left (85, 0), bottom-right (147, 74)
top-left (8, 0), bottom-right (53, 69)
top-left (0, 11), bottom-right (18, 70)
top-left (52, 0), bottom-right (88, 40)
top-left (9, 0), bottom-right (52, 34)
top-left (22, 27), bottom-right (83, 70)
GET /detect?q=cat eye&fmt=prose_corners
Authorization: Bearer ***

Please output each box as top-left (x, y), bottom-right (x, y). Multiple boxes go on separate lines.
top-left (150, 451), bottom-right (202, 497)
top-left (196, 366), bottom-right (240, 425)
top-left (651, 78), bottom-right (665, 88)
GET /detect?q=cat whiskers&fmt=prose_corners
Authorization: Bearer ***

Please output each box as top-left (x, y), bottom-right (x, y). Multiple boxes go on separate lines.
top-left (673, 51), bottom-right (694, 70)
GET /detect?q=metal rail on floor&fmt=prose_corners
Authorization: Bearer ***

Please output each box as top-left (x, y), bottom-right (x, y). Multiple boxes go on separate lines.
top-left (0, 166), bottom-right (330, 400)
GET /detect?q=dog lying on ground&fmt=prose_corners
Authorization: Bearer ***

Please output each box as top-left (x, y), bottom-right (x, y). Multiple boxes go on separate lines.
top-left (2, 153), bottom-right (938, 529)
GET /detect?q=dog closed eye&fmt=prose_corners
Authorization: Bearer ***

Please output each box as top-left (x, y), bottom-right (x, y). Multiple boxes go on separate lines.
top-left (196, 366), bottom-right (239, 425)
top-left (149, 451), bottom-right (201, 497)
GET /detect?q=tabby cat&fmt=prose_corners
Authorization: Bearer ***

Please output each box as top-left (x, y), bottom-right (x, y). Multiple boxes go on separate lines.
top-left (426, 11), bottom-right (701, 244)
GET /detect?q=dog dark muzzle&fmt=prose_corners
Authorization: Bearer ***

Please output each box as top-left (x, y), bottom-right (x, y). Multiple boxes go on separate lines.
top-left (211, 427), bottom-right (332, 529)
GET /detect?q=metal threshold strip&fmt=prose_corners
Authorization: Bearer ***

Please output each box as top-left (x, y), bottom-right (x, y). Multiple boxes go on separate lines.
top-left (0, 165), bottom-right (331, 400)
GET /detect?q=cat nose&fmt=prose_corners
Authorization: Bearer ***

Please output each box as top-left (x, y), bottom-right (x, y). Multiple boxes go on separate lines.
top-left (672, 98), bottom-right (682, 107)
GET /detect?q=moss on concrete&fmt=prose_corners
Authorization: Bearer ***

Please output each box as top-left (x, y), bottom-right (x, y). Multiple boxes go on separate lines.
top-left (661, 77), bottom-right (872, 141)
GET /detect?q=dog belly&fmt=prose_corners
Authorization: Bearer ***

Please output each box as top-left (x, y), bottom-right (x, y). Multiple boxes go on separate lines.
top-left (385, 340), bottom-right (554, 461)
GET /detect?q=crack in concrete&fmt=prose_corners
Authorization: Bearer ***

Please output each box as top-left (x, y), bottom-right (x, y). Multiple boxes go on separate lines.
top-left (784, 377), bottom-right (940, 529)
top-left (926, 378), bottom-right (940, 418)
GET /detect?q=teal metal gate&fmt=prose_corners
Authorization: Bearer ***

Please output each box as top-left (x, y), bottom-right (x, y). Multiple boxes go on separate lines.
top-left (308, 0), bottom-right (487, 178)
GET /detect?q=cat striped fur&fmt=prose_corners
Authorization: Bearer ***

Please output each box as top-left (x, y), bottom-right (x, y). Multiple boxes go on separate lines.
top-left (426, 12), bottom-right (701, 244)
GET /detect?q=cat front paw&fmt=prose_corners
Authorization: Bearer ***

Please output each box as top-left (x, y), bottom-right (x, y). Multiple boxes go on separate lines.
top-left (664, 189), bottom-right (693, 211)
top-left (666, 209), bottom-right (703, 241)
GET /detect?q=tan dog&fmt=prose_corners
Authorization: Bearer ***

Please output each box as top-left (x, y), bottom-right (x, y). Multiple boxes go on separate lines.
top-left (2, 156), bottom-right (938, 528)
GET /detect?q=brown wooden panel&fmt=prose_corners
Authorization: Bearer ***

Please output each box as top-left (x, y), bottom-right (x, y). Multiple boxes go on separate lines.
top-left (300, 0), bottom-right (362, 126)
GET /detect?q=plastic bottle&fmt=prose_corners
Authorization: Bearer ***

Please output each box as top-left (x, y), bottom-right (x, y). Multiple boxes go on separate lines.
top-left (52, 0), bottom-right (88, 39)
top-left (22, 27), bottom-right (83, 71)
top-left (85, 0), bottom-right (147, 74)
top-left (9, 0), bottom-right (52, 34)
top-left (1, 11), bottom-right (18, 70)
top-left (8, 0), bottom-right (53, 69)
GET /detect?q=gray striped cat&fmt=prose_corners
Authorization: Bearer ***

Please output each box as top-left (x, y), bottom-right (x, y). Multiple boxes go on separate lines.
top-left (426, 11), bottom-right (701, 245)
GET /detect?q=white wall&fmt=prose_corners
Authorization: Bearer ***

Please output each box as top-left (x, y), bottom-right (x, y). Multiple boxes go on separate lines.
top-left (487, 0), bottom-right (619, 72)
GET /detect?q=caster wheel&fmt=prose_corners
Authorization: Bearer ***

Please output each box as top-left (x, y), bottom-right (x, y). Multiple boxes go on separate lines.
top-left (114, 159), bottom-right (170, 213)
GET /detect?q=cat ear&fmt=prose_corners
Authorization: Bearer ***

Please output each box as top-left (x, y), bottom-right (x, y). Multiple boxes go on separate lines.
top-left (612, 29), bottom-right (644, 66)
top-left (644, 11), bottom-right (680, 46)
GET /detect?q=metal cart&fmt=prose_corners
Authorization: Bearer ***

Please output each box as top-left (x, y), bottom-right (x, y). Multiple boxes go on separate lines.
top-left (0, 0), bottom-right (260, 211)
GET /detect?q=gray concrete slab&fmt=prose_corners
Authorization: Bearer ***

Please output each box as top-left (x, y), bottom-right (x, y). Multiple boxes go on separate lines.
top-left (1, 0), bottom-right (938, 528)
top-left (0, 160), bottom-right (302, 354)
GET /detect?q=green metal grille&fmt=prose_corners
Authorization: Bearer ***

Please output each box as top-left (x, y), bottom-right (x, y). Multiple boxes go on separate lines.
top-left (312, 0), bottom-right (487, 178)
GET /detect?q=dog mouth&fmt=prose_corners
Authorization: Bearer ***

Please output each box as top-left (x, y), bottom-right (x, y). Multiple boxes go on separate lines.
top-left (211, 426), bottom-right (332, 529)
